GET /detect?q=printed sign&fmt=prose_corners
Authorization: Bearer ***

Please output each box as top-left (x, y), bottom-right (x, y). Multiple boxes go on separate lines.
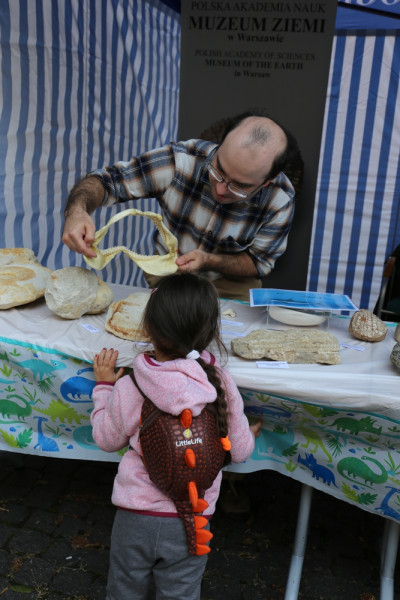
top-left (179, 1), bottom-right (338, 290)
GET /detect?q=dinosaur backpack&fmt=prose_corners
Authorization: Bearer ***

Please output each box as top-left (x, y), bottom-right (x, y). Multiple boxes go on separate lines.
top-left (130, 372), bottom-right (230, 556)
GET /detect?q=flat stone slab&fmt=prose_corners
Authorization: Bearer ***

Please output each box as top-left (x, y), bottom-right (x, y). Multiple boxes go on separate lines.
top-left (231, 328), bottom-right (341, 364)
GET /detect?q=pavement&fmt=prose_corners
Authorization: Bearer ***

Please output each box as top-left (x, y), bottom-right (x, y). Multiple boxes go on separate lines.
top-left (0, 451), bottom-right (398, 600)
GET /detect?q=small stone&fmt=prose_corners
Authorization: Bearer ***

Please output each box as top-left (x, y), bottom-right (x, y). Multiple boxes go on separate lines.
top-left (395, 324), bottom-right (400, 342)
top-left (390, 343), bottom-right (400, 370)
top-left (349, 309), bottom-right (387, 342)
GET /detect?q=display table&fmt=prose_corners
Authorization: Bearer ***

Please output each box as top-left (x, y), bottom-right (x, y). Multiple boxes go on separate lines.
top-left (0, 284), bottom-right (398, 598)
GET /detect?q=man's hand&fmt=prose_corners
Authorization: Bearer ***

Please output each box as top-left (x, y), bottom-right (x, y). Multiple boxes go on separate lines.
top-left (62, 208), bottom-right (97, 258)
top-left (93, 348), bottom-right (124, 384)
top-left (62, 176), bottom-right (105, 257)
top-left (176, 249), bottom-right (258, 278)
top-left (176, 250), bottom-right (208, 272)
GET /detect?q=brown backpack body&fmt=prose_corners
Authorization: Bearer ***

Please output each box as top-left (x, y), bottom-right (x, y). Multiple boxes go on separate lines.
top-left (131, 372), bottom-right (228, 555)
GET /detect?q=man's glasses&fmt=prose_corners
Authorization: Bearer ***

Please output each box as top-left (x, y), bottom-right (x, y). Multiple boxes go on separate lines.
top-left (207, 163), bottom-right (249, 199)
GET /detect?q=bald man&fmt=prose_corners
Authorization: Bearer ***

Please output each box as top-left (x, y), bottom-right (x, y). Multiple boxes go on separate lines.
top-left (62, 110), bottom-right (298, 301)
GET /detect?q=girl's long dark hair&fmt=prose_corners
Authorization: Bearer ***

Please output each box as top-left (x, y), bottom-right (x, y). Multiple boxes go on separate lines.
top-left (142, 273), bottom-right (231, 463)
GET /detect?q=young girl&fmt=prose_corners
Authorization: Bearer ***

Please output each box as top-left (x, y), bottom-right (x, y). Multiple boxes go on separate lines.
top-left (91, 272), bottom-right (261, 600)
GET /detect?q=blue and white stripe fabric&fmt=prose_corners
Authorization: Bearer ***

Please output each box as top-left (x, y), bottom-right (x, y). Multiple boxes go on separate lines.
top-left (1, 1), bottom-right (399, 309)
top-left (308, 32), bottom-right (400, 310)
top-left (0, 0), bottom-right (180, 287)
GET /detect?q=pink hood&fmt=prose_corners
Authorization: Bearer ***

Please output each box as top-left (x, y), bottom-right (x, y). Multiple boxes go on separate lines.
top-left (134, 351), bottom-right (218, 416)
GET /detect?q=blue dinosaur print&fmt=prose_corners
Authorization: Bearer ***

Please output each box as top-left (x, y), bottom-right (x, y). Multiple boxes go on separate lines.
top-left (245, 404), bottom-right (291, 419)
top-left (73, 425), bottom-right (98, 450)
top-left (11, 358), bottom-right (66, 381)
top-left (33, 416), bottom-right (60, 452)
top-left (297, 453), bottom-right (338, 487)
top-left (60, 368), bottom-right (95, 403)
top-left (252, 427), bottom-right (295, 460)
top-left (375, 486), bottom-right (400, 520)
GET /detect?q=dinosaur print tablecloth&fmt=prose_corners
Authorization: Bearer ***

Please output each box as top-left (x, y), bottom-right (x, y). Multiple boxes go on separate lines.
top-left (0, 337), bottom-right (121, 461)
top-left (0, 287), bottom-right (398, 527)
top-left (226, 387), bottom-right (400, 524)
top-left (1, 333), bottom-right (399, 523)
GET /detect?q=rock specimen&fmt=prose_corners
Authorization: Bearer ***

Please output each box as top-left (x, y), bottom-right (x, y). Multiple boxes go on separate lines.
top-left (231, 328), bottom-right (341, 364)
top-left (269, 306), bottom-right (327, 326)
top-left (349, 309), bottom-right (387, 342)
top-left (105, 292), bottom-right (151, 341)
top-left (395, 324), bottom-right (400, 343)
top-left (390, 343), bottom-right (400, 371)
top-left (0, 248), bottom-right (52, 309)
top-left (45, 267), bottom-right (113, 319)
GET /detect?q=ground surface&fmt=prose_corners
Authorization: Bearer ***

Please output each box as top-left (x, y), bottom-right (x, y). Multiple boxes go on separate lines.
top-left (0, 452), bottom-right (397, 599)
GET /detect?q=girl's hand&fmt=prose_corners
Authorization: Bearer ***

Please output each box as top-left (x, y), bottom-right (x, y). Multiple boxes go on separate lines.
top-left (250, 418), bottom-right (263, 439)
top-left (94, 348), bottom-right (124, 383)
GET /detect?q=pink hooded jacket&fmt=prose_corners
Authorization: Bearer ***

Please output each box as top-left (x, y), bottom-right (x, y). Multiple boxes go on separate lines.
top-left (91, 350), bottom-right (255, 516)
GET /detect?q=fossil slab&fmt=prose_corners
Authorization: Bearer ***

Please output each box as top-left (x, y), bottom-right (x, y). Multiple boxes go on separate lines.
top-left (231, 328), bottom-right (341, 365)
top-left (105, 292), bottom-right (151, 341)
top-left (0, 248), bottom-right (52, 309)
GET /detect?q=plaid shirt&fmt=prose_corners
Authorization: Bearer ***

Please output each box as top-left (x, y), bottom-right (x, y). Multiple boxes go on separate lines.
top-left (92, 139), bottom-right (295, 279)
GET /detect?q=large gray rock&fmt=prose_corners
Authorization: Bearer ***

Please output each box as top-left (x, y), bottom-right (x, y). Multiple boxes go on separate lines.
top-left (45, 267), bottom-right (113, 319)
top-left (231, 328), bottom-right (341, 364)
top-left (390, 343), bottom-right (400, 371)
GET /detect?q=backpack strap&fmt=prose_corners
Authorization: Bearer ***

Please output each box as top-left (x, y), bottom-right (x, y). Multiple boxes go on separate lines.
top-left (129, 371), bottom-right (161, 431)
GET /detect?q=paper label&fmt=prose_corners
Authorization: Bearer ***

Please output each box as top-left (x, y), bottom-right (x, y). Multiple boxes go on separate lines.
top-left (81, 323), bottom-right (101, 333)
top-left (256, 361), bottom-right (289, 369)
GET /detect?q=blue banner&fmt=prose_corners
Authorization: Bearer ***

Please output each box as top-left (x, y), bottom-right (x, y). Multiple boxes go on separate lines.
top-left (337, 0), bottom-right (400, 29)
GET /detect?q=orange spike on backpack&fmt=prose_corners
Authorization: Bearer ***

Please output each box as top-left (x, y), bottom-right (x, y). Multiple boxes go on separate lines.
top-left (220, 436), bottom-right (231, 451)
top-left (194, 511), bottom-right (213, 554)
top-left (196, 543), bottom-right (211, 556)
top-left (188, 481), bottom-right (209, 513)
top-left (180, 409), bottom-right (192, 429)
top-left (194, 515), bottom-right (208, 529)
top-left (184, 448), bottom-right (196, 468)
top-left (193, 498), bottom-right (209, 513)
top-left (196, 528), bottom-right (213, 544)
top-left (188, 481), bottom-right (199, 510)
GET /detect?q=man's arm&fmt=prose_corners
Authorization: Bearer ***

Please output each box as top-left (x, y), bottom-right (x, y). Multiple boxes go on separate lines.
top-left (62, 177), bottom-right (105, 257)
top-left (176, 250), bottom-right (258, 278)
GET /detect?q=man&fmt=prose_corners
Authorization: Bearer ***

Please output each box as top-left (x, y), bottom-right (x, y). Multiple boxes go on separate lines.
top-left (62, 110), bottom-right (300, 300)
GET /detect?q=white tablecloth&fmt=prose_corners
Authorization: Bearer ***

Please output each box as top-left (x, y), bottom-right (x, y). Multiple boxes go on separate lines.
top-left (0, 285), bottom-right (399, 522)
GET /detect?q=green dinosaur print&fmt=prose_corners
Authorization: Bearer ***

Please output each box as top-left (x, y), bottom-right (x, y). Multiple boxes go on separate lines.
top-left (303, 404), bottom-right (338, 419)
top-left (337, 456), bottom-right (388, 487)
top-left (36, 398), bottom-right (88, 424)
top-left (299, 423), bottom-right (332, 462)
top-left (333, 416), bottom-right (382, 436)
top-left (0, 392), bottom-right (33, 422)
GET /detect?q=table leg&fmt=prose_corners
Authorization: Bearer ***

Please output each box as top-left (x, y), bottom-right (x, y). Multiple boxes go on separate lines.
top-left (284, 483), bottom-right (313, 600)
top-left (380, 518), bottom-right (400, 600)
